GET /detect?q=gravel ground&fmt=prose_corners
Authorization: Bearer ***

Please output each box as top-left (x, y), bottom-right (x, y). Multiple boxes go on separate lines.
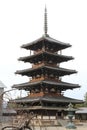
top-left (0, 123), bottom-right (87, 130)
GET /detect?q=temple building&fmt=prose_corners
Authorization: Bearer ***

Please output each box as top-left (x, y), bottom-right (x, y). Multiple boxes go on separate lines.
top-left (11, 7), bottom-right (83, 126)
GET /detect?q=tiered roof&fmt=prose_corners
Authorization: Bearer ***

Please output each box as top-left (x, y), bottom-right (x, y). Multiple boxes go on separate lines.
top-left (15, 65), bottom-right (77, 76)
top-left (21, 35), bottom-right (71, 51)
top-left (12, 95), bottom-right (82, 104)
top-left (18, 51), bottom-right (73, 63)
top-left (12, 81), bottom-right (80, 91)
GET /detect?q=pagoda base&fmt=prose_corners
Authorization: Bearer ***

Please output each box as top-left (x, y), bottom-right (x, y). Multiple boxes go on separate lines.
top-left (12, 115), bottom-right (69, 129)
top-left (30, 118), bottom-right (62, 127)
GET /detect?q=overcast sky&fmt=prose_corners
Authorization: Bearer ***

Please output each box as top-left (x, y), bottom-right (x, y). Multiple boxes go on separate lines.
top-left (0, 0), bottom-right (87, 100)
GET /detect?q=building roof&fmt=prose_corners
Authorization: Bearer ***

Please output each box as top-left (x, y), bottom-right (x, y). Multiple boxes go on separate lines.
top-left (12, 80), bottom-right (80, 91)
top-left (18, 51), bottom-right (74, 63)
top-left (2, 108), bottom-right (16, 114)
top-left (21, 35), bottom-right (71, 51)
top-left (11, 95), bottom-right (83, 104)
top-left (15, 65), bottom-right (77, 77)
top-left (76, 107), bottom-right (87, 114)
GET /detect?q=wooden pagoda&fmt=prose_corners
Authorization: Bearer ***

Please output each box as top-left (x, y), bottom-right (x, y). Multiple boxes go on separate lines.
top-left (11, 7), bottom-right (82, 126)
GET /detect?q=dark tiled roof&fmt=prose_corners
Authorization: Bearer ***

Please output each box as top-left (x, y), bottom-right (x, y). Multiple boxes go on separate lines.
top-left (76, 107), bottom-right (87, 114)
top-left (41, 96), bottom-right (83, 103)
top-left (15, 65), bottom-right (77, 76)
top-left (18, 51), bottom-right (74, 63)
top-left (21, 35), bottom-right (71, 50)
top-left (12, 95), bottom-right (83, 104)
top-left (12, 80), bottom-right (80, 90)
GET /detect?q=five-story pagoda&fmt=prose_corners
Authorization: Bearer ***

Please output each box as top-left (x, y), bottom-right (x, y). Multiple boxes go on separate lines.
top-left (12, 7), bottom-right (82, 125)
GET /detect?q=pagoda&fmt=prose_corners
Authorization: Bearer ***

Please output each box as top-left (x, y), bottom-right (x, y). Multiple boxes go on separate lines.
top-left (11, 7), bottom-right (82, 126)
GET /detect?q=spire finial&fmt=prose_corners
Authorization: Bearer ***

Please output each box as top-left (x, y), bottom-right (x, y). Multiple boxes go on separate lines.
top-left (44, 5), bottom-right (48, 36)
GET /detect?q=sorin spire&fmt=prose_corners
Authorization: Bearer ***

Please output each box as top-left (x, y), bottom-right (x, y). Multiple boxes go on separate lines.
top-left (44, 6), bottom-right (48, 36)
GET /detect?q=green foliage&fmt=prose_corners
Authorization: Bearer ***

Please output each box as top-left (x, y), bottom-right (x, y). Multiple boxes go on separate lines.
top-left (75, 103), bottom-right (84, 108)
top-left (75, 92), bottom-right (87, 108)
top-left (7, 102), bottom-right (17, 109)
top-left (84, 92), bottom-right (87, 106)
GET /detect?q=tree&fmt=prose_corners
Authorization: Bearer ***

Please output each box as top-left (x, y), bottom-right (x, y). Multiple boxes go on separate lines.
top-left (84, 92), bottom-right (87, 106)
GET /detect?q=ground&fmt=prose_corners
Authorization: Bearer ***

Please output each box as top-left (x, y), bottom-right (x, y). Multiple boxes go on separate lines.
top-left (0, 122), bottom-right (87, 130)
